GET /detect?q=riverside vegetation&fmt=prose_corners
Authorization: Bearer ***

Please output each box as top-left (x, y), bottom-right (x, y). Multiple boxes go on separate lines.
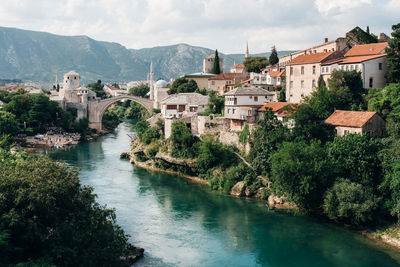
top-left (131, 24), bottom-right (400, 242)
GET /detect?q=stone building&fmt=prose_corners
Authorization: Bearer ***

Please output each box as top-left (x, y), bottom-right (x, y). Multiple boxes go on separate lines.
top-left (224, 87), bottom-right (275, 130)
top-left (203, 53), bottom-right (224, 74)
top-left (325, 110), bottom-right (385, 137)
top-left (50, 70), bottom-right (97, 120)
top-left (321, 42), bottom-right (388, 89)
top-left (183, 72), bottom-right (216, 91)
top-left (208, 73), bottom-right (248, 94)
top-left (160, 93), bottom-right (209, 119)
top-left (285, 51), bottom-right (342, 102)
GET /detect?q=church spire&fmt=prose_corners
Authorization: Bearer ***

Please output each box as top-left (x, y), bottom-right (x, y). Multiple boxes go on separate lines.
top-left (245, 41), bottom-right (249, 58)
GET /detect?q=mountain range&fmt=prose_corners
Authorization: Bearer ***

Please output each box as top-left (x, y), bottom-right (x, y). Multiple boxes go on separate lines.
top-left (0, 26), bottom-right (294, 84)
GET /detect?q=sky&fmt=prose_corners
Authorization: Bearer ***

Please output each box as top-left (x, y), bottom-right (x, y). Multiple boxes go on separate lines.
top-left (0, 0), bottom-right (398, 54)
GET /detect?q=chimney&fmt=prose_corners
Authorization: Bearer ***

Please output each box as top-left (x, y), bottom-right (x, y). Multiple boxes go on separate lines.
top-left (324, 38), bottom-right (328, 43)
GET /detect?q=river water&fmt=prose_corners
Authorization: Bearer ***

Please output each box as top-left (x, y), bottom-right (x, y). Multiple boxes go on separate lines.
top-left (46, 122), bottom-right (400, 267)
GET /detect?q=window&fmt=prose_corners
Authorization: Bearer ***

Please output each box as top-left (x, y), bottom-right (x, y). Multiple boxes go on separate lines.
top-left (312, 66), bottom-right (316, 74)
top-left (345, 65), bottom-right (349, 71)
top-left (301, 80), bottom-right (304, 89)
top-left (350, 65), bottom-right (354, 70)
top-left (167, 105), bottom-right (177, 110)
top-left (341, 65), bottom-right (344, 70)
top-left (312, 80), bottom-right (316, 88)
top-left (327, 66), bottom-right (330, 73)
top-left (232, 109), bottom-right (235, 114)
top-left (254, 96), bottom-right (258, 102)
top-left (248, 110), bottom-right (252, 116)
top-left (355, 64), bottom-right (359, 70)
top-left (227, 109), bottom-right (230, 114)
top-left (301, 66), bottom-right (304, 75)
top-left (290, 67), bottom-right (293, 75)
top-left (369, 77), bottom-right (373, 88)
top-left (249, 96), bottom-right (252, 99)
top-left (290, 81), bottom-right (293, 89)
top-left (379, 63), bottom-right (383, 70)
top-left (212, 81), bottom-right (215, 85)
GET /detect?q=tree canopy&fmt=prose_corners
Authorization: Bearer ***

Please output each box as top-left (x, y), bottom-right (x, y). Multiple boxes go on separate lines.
top-left (269, 46), bottom-right (279, 66)
top-left (212, 50), bottom-right (221, 75)
top-left (243, 56), bottom-right (269, 73)
top-left (0, 153), bottom-right (132, 266)
top-left (386, 23), bottom-right (400, 83)
top-left (87, 80), bottom-right (106, 99)
top-left (129, 84), bottom-right (150, 98)
top-left (167, 78), bottom-right (199, 95)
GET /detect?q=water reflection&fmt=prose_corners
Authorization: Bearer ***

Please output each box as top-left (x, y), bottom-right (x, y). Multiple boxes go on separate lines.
top-left (47, 122), bottom-right (400, 267)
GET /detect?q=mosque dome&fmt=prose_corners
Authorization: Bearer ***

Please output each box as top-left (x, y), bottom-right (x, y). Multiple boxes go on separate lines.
top-left (155, 79), bottom-right (168, 88)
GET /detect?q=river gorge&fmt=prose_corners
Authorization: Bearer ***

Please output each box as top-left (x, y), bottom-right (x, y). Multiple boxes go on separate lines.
top-left (44, 122), bottom-right (400, 267)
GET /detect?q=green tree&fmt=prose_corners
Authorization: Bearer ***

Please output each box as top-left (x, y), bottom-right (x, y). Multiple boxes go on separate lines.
top-left (170, 121), bottom-right (199, 158)
top-left (328, 70), bottom-right (365, 110)
top-left (250, 110), bottom-right (291, 175)
top-left (0, 155), bottom-right (132, 266)
top-left (0, 111), bottom-right (18, 135)
top-left (213, 50), bottom-right (221, 75)
top-left (277, 86), bottom-right (286, 102)
top-left (87, 80), bottom-right (106, 99)
top-left (270, 140), bottom-right (335, 209)
top-left (243, 56), bottom-right (269, 73)
top-left (129, 85), bottom-right (150, 98)
top-left (327, 134), bottom-right (382, 189)
top-left (317, 75), bottom-right (326, 88)
top-left (207, 91), bottom-right (225, 114)
top-left (167, 78), bottom-right (199, 95)
top-left (323, 179), bottom-right (379, 225)
top-left (386, 23), bottom-right (400, 83)
top-left (269, 45), bottom-right (279, 66)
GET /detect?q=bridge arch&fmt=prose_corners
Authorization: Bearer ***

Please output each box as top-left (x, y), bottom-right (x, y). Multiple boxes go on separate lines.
top-left (88, 95), bottom-right (153, 131)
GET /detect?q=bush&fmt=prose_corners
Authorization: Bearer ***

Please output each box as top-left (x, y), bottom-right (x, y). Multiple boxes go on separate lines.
top-left (323, 179), bottom-right (380, 225)
top-left (209, 163), bottom-right (254, 192)
top-left (170, 121), bottom-right (199, 158)
top-left (270, 140), bottom-right (335, 209)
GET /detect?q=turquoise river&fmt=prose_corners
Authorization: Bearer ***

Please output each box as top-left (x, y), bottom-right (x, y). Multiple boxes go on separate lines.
top-left (45, 122), bottom-right (400, 267)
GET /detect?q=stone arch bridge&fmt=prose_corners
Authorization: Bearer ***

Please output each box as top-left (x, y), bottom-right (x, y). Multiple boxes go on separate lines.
top-left (88, 95), bottom-right (153, 131)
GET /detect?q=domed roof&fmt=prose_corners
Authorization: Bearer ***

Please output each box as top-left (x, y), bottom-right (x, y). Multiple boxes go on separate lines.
top-left (155, 79), bottom-right (168, 87)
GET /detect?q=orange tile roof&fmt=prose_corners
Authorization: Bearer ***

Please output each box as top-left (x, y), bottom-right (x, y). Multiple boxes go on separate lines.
top-left (208, 73), bottom-right (244, 80)
top-left (287, 52), bottom-right (334, 65)
top-left (258, 102), bottom-right (298, 112)
top-left (231, 63), bottom-right (244, 69)
top-left (325, 110), bottom-right (378, 127)
top-left (241, 78), bottom-right (253, 84)
top-left (269, 70), bottom-right (286, 77)
top-left (107, 85), bottom-right (120, 91)
top-left (322, 54), bottom-right (387, 65)
top-left (345, 42), bottom-right (388, 57)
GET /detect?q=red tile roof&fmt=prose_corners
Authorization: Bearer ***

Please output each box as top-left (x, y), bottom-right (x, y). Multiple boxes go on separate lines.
top-left (345, 42), bottom-right (388, 57)
top-left (287, 52), bottom-right (335, 65)
top-left (208, 73), bottom-right (245, 80)
top-left (325, 110), bottom-right (378, 127)
top-left (107, 85), bottom-right (120, 91)
top-left (258, 102), bottom-right (300, 118)
top-left (231, 63), bottom-right (244, 69)
top-left (322, 54), bottom-right (387, 65)
top-left (269, 70), bottom-right (286, 77)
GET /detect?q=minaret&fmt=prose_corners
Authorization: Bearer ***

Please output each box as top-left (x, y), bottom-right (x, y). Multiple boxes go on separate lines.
top-left (245, 41), bottom-right (249, 58)
top-left (149, 60), bottom-right (154, 100)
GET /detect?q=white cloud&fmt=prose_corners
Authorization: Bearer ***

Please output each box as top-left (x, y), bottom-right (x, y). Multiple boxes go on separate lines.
top-left (0, 0), bottom-right (396, 53)
top-left (314, 0), bottom-right (372, 14)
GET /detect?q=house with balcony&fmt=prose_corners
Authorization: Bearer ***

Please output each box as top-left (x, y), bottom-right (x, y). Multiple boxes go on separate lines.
top-left (160, 93), bottom-right (209, 119)
top-left (224, 87), bottom-right (275, 130)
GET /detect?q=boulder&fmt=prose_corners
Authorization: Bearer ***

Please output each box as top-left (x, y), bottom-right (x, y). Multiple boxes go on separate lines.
top-left (244, 187), bottom-right (254, 197)
top-left (255, 187), bottom-right (266, 199)
top-left (268, 193), bottom-right (284, 206)
top-left (230, 181), bottom-right (245, 197)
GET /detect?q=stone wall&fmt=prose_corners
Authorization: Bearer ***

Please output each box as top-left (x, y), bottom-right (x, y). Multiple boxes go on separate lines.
top-left (197, 115), bottom-right (229, 135)
top-left (218, 131), bottom-right (251, 155)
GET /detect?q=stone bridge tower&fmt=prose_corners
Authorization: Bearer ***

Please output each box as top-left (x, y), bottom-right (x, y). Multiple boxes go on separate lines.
top-left (60, 70), bottom-right (80, 102)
